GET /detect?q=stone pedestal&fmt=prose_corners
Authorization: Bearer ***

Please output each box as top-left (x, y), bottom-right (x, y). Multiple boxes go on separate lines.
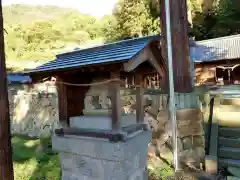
top-left (52, 129), bottom-right (151, 180)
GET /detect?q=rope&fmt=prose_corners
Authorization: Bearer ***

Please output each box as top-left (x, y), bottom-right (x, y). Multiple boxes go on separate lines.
top-left (56, 78), bottom-right (141, 88)
top-left (56, 78), bottom-right (125, 87)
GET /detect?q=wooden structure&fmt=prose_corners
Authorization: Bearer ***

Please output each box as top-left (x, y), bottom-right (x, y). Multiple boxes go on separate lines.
top-left (192, 34), bottom-right (240, 86)
top-left (27, 36), bottom-right (166, 139)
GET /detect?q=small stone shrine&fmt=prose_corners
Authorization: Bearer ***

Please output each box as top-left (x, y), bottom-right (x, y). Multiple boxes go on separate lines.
top-left (27, 35), bottom-right (166, 180)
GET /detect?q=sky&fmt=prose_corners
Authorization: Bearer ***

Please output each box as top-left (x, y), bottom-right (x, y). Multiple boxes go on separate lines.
top-left (2, 0), bottom-right (118, 18)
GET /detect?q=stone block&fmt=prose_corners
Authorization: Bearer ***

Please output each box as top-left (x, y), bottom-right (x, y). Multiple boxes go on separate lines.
top-left (52, 130), bottom-right (151, 180)
top-left (228, 167), bottom-right (240, 178)
top-left (70, 115), bottom-right (137, 130)
top-left (205, 155), bottom-right (218, 174)
top-left (52, 131), bottom-right (151, 162)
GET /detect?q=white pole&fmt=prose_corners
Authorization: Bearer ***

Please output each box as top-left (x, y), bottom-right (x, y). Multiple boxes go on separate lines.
top-left (164, 0), bottom-right (178, 171)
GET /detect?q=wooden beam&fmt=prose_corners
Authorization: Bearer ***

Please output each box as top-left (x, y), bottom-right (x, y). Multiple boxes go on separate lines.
top-left (123, 46), bottom-right (165, 78)
top-left (136, 74), bottom-right (144, 123)
top-left (56, 77), bottom-right (68, 127)
top-left (146, 46), bottom-right (165, 78)
top-left (123, 49), bottom-right (148, 72)
top-left (109, 71), bottom-right (121, 131)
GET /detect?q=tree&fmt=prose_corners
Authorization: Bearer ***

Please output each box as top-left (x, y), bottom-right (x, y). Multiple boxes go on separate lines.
top-left (214, 0), bottom-right (240, 36)
top-left (0, 0), bottom-right (14, 179)
top-left (107, 0), bottom-right (160, 41)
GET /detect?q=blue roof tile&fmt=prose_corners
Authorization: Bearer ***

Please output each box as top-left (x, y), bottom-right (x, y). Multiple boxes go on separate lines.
top-left (8, 74), bottom-right (31, 84)
top-left (30, 35), bottom-right (160, 73)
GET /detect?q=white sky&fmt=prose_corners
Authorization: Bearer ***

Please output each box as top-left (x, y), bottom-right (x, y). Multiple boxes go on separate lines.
top-left (2, 0), bottom-right (118, 17)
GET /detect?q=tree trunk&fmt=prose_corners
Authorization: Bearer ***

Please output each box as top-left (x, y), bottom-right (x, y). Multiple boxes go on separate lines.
top-left (0, 0), bottom-right (14, 179)
top-left (160, 0), bottom-right (192, 93)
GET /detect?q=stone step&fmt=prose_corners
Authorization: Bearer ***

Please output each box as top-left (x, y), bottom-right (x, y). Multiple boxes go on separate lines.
top-left (219, 127), bottom-right (240, 138)
top-left (219, 158), bottom-right (240, 168)
top-left (227, 176), bottom-right (240, 180)
top-left (219, 137), bottom-right (240, 148)
top-left (219, 147), bottom-right (240, 160)
top-left (228, 167), bottom-right (240, 178)
top-left (221, 98), bottom-right (240, 106)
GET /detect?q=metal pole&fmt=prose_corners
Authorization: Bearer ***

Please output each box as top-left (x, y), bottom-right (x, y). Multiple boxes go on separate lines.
top-left (164, 0), bottom-right (178, 171)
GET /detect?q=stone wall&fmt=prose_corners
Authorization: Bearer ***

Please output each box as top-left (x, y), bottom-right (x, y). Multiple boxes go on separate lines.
top-left (8, 84), bottom-right (59, 137)
top-left (8, 82), bottom-right (206, 170)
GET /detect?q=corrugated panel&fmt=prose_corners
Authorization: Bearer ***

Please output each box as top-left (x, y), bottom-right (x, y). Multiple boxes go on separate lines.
top-left (191, 34), bottom-right (240, 62)
top-left (30, 35), bottom-right (160, 73)
top-left (7, 74), bottom-right (32, 84)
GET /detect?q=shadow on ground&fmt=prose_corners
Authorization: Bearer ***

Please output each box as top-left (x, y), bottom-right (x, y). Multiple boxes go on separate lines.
top-left (12, 135), bottom-right (61, 180)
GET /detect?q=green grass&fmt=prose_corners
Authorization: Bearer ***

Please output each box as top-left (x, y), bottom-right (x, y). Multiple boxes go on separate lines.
top-left (12, 135), bottom-right (61, 180)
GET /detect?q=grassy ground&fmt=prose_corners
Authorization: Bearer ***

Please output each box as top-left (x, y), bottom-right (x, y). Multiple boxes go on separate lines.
top-left (12, 135), bottom-right (61, 180)
top-left (12, 135), bottom-right (175, 180)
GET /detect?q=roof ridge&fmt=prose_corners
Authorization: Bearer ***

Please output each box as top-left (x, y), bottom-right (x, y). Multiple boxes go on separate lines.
top-left (56, 34), bottom-right (160, 57)
top-left (197, 34), bottom-right (240, 43)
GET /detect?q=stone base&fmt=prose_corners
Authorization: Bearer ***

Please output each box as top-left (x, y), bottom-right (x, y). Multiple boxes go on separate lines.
top-left (52, 130), bottom-right (151, 180)
top-left (205, 155), bottom-right (218, 174)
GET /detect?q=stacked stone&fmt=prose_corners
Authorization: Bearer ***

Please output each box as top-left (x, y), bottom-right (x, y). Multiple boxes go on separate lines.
top-left (146, 106), bottom-right (205, 170)
top-left (176, 109), bottom-right (205, 169)
top-left (9, 88), bottom-right (59, 137)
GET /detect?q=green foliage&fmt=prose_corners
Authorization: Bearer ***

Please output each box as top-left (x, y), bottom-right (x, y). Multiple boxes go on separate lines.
top-left (12, 136), bottom-right (60, 180)
top-left (190, 0), bottom-right (240, 40)
top-left (106, 0), bottom-right (160, 41)
top-left (3, 4), bottom-right (103, 65)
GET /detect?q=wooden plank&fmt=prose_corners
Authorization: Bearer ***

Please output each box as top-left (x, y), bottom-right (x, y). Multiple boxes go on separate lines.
top-left (219, 127), bottom-right (240, 138)
top-left (219, 137), bottom-right (240, 148)
top-left (136, 74), bottom-right (144, 123)
top-left (219, 158), bottom-right (240, 168)
top-left (110, 72), bottom-right (121, 131)
top-left (219, 147), bottom-right (240, 160)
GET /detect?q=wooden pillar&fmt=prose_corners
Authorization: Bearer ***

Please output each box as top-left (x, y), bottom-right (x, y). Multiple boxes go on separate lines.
top-left (136, 74), bottom-right (144, 123)
top-left (57, 78), bottom-right (68, 127)
top-left (160, 0), bottom-right (192, 92)
top-left (0, 0), bottom-right (14, 179)
top-left (109, 72), bottom-right (121, 131)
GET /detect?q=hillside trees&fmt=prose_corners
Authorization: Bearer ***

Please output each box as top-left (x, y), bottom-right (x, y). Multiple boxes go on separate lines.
top-left (2, 1), bottom-right (240, 68)
top-left (3, 5), bottom-right (103, 61)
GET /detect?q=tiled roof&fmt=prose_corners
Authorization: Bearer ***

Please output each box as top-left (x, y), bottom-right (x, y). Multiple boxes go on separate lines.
top-left (29, 34), bottom-right (240, 74)
top-left (8, 74), bottom-right (31, 84)
top-left (191, 34), bottom-right (240, 62)
top-left (30, 35), bottom-right (160, 73)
